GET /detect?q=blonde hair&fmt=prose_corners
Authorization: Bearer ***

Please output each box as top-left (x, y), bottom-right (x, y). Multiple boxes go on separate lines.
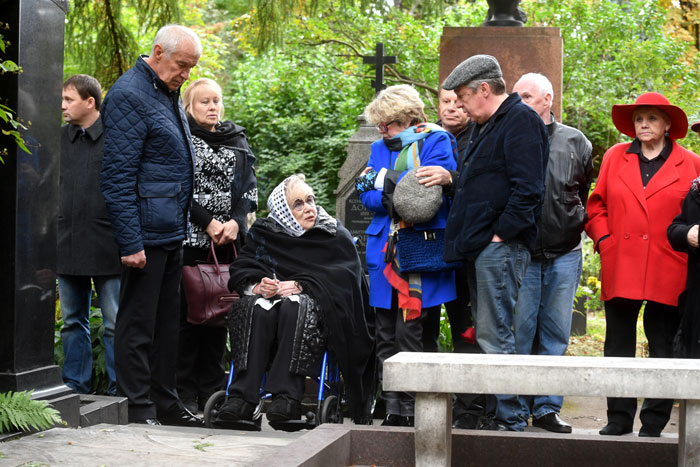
top-left (363, 84), bottom-right (427, 127)
top-left (183, 78), bottom-right (224, 120)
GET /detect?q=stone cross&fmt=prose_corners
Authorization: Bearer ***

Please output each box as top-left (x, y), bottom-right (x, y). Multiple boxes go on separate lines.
top-left (362, 42), bottom-right (397, 94)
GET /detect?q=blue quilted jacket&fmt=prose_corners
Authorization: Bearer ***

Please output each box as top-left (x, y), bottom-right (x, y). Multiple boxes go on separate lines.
top-left (100, 56), bottom-right (195, 256)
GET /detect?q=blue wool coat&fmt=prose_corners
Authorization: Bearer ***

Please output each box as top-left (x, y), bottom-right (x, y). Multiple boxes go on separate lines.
top-left (101, 56), bottom-right (196, 256)
top-left (360, 130), bottom-right (457, 310)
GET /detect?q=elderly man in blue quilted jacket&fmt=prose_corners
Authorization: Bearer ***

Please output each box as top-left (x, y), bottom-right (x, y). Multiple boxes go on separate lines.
top-left (100, 24), bottom-right (204, 427)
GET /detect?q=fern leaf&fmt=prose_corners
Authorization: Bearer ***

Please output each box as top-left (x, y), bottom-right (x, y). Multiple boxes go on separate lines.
top-left (0, 390), bottom-right (64, 434)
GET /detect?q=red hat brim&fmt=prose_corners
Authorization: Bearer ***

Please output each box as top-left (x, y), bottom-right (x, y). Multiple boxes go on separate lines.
top-left (611, 92), bottom-right (688, 140)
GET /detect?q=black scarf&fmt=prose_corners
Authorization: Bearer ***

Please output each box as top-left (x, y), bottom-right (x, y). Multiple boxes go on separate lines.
top-left (187, 116), bottom-right (247, 151)
top-left (228, 217), bottom-right (375, 422)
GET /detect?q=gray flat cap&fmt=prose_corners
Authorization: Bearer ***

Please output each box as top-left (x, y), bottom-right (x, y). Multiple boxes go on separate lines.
top-left (393, 168), bottom-right (443, 224)
top-left (442, 54), bottom-right (502, 90)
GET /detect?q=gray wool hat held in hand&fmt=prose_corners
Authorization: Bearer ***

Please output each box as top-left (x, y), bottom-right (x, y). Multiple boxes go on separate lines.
top-left (393, 168), bottom-right (443, 224)
top-left (442, 54), bottom-right (503, 90)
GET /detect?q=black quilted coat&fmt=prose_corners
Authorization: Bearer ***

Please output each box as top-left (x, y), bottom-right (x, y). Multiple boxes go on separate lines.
top-left (100, 56), bottom-right (196, 256)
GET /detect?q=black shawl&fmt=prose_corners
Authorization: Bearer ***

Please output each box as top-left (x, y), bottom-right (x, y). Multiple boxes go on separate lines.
top-left (229, 217), bottom-right (376, 422)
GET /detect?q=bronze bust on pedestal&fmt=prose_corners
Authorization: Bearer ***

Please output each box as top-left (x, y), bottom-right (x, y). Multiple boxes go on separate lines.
top-left (484, 0), bottom-right (527, 26)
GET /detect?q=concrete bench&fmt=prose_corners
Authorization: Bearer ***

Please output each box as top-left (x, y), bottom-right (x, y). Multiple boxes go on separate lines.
top-left (383, 352), bottom-right (700, 467)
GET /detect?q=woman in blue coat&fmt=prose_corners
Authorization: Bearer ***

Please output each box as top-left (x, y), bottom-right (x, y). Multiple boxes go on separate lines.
top-left (355, 84), bottom-right (457, 426)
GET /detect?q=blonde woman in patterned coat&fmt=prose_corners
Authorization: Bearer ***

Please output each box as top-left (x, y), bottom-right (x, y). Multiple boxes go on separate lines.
top-left (176, 78), bottom-right (257, 413)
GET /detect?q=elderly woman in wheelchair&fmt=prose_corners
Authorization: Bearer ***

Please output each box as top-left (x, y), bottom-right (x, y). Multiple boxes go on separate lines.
top-left (215, 174), bottom-right (375, 428)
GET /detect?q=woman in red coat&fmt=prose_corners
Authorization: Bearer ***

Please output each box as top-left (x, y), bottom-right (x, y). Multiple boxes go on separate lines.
top-left (586, 92), bottom-right (700, 437)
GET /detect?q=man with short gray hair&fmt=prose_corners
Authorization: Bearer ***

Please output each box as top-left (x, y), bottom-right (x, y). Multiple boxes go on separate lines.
top-left (424, 54), bottom-right (548, 431)
top-left (512, 72), bottom-right (593, 433)
top-left (101, 24), bottom-right (203, 426)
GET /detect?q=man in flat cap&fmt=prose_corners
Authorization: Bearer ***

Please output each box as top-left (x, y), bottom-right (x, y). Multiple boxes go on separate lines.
top-left (419, 54), bottom-right (548, 431)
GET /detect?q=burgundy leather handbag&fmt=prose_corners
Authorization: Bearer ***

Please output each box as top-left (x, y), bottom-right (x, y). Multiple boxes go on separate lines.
top-left (182, 243), bottom-right (239, 327)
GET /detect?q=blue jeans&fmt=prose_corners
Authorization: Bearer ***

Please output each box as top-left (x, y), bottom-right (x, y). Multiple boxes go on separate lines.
top-left (58, 275), bottom-right (120, 395)
top-left (513, 249), bottom-right (582, 419)
top-left (467, 241), bottom-right (530, 430)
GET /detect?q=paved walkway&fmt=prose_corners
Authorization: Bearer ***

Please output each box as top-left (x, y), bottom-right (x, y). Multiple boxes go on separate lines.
top-left (0, 396), bottom-right (679, 467)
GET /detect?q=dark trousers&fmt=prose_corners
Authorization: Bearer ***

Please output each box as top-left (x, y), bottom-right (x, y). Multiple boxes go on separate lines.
top-left (604, 297), bottom-right (680, 430)
top-left (176, 246), bottom-right (227, 408)
top-left (230, 300), bottom-right (305, 405)
top-left (376, 291), bottom-right (440, 417)
top-left (115, 243), bottom-right (184, 422)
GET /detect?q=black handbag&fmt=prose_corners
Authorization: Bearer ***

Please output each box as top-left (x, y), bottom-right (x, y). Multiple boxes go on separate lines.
top-left (392, 227), bottom-right (461, 273)
top-left (182, 243), bottom-right (239, 327)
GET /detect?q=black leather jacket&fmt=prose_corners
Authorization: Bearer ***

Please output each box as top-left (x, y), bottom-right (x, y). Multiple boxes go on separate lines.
top-left (534, 116), bottom-right (593, 259)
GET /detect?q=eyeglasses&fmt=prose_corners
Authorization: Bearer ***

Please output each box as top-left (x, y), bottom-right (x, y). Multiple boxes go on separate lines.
top-left (377, 120), bottom-right (397, 133)
top-left (292, 195), bottom-right (316, 212)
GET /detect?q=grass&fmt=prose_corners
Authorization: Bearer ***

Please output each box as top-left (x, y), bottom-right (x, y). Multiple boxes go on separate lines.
top-left (566, 311), bottom-right (649, 357)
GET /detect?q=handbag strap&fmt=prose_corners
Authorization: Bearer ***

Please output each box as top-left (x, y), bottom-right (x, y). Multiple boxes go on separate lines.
top-left (208, 242), bottom-right (221, 275)
top-left (206, 241), bottom-right (239, 274)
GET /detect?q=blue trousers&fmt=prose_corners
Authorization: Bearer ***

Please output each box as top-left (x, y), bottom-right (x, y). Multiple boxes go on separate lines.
top-left (58, 274), bottom-right (120, 395)
top-left (513, 249), bottom-right (582, 419)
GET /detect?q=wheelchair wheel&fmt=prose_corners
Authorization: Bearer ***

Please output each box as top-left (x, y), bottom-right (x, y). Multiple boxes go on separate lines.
top-left (203, 390), bottom-right (227, 428)
top-left (320, 395), bottom-right (343, 424)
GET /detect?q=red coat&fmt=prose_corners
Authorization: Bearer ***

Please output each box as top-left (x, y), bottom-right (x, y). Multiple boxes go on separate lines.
top-left (586, 141), bottom-right (700, 306)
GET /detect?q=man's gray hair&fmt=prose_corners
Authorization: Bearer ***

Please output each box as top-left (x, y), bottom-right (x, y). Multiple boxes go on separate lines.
top-left (150, 24), bottom-right (202, 57)
top-left (519, 72), bottom-right (554, 99)
top-left (464, 77), bottom-right (507, 96)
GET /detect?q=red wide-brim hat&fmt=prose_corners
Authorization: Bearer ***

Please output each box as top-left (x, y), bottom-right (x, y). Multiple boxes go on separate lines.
top-left (691, 121), bottom-right (700, 133)
top-left (611, 92), bottom-right (688, 140)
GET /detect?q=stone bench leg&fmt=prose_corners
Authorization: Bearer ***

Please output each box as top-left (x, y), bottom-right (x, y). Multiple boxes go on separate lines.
top-left (679, 399), bottom-right (700, 467)
top-left (415, 392), bottom-right (452, 467)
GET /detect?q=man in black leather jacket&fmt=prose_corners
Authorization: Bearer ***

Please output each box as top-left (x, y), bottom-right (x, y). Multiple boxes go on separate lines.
top-left (512, 72), bottom-right (593, 434)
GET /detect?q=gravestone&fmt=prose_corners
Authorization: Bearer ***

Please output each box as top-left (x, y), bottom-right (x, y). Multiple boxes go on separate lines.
top-left (335, 117), bottom-right (380, 271)
top-left (0, 0), bottom-right (80, 427)
top-left (439, 27), bottom-right (563, 121)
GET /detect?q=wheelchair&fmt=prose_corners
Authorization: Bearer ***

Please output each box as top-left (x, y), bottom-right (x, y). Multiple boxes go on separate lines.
top-left (203, 350), bottom-right (344, 432)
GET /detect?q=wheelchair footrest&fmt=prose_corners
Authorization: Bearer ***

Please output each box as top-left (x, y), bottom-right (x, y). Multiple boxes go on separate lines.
top-left (213, 417), bottom-right (262, 431)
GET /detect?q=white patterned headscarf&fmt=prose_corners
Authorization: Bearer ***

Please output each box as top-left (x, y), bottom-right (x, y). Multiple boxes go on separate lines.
top-left (267, 175), bottom-right (308, 237)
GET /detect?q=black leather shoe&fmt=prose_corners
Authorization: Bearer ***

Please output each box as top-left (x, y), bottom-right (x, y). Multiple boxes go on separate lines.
top-left (479, 419), bottom-right (507, 431)
top-left (266, 395), bottom-right (302, 422)
top-left (599, 422), bottom-right (633, 436)
top-left (159, 407), bottom-right (205, 428)
top-left (381, 414), bottom-right (404, 426)
top-left (639, 426), bottom-right (662, 437)
top-left (403, 415), bottom-right (415, 427)
top-left (453, 413), bottom-right (481, 430)
top-left (217, 397), bottom-right (255, 421)
top-left (134, 418), bottom-right (161, 426)
top-left (532, 413), bottom-right (572, 433)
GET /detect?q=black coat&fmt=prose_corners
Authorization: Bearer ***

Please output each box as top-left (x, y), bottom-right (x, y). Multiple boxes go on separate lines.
top-left (444, 93), bottom-right (548, 261)
top-left (229, 215), bottom-right (375, 422)
top-left (667, 185), bottom-right (700, 358)
top-left (57, 119), bottom-right (121, 275)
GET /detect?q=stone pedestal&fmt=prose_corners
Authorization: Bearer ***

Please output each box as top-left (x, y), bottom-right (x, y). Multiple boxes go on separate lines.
top-left (439, 27), bottom-right (563, 120)
top-left (0, 0), bottom-right (79, 427)
top-left (335, 116), bottom-right (381, 271)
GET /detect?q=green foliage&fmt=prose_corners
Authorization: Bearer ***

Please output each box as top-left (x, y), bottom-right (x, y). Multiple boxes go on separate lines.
top-left (214, 3), bottom-right (486, 212)
top-left (523, 0), bottom-right (700, 166)
top-left (438, 306), bottom-right (454, 352)
top-left (64, 0), bottom-right (180, 88)
top-left (0, 391), bottom-right (63, 434)
top-left (575, 237), bottom-right (604, 315)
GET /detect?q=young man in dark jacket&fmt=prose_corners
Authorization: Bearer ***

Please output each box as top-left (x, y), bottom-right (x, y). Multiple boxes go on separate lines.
top-left (512, 72), bottom-right (593, 434)
top-left (421, 54), bottom-right (548, 431)
top-left (58, 74), bottom-right (121, 396)
top-left (100, 24), bottom-right (203, 426)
